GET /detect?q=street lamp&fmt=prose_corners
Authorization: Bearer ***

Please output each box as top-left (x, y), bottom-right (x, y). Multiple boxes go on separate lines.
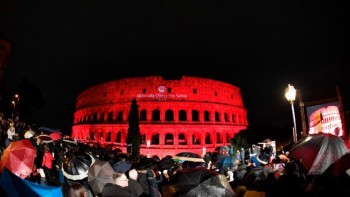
top-left (285, 84), bottom-right (298, 143)
top-left (11, 100), bottom-right (16, 120)
top-left (12, 94), bottom-right (20, 121)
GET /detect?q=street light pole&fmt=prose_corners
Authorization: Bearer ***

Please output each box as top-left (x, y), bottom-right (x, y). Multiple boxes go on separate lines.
top-left (11, 94), bottom-right (20, 121)
top-left (285, 84), bottom-right (298, 143)
top-left (290, 100), bottom-right (297, 143)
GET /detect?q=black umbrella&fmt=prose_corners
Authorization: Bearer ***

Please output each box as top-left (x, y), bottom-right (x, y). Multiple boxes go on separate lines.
top-left (157, 157), bottom-right (176, 171)
top-left (214, 155), bottom-right (239, 169)
top-left (112, 160), bottom-right (132, 173)
top-left (38, 126), bottom-right (57, 133)
top-left (290, 133), bottom-right (350, 175)
top-left (163, 168), bottom-right (234, 197)
top-left (172, 152), bottom-right (205, 163)
top-left (242, 166), bottom-right (268, 190)
top-left (181, 161), bottom-right (208, 169)
top-left (62, 153), bottom-right (95, 181)
top-left (88, 160), bottom-right (114, 196)
top-left (132, 157), bottom-right (157, 170)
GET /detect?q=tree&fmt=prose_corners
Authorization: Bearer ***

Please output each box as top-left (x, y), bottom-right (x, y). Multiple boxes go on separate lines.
top-left (126, 98), bottom-right (141, 157)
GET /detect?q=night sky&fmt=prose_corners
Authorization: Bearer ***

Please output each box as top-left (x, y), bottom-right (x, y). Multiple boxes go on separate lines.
top-left (1, 1), bottom-right (349, 136)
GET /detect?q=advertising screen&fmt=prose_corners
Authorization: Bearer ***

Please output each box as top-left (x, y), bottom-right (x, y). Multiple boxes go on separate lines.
top-left (305, 101), bottom-right (343, 136)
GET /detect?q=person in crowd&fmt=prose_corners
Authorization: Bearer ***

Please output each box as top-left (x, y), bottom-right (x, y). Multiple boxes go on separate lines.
top-left (38, 167), bottom-right (47, 185)
top-left (146, 168), bottom-right (163, 197)
top-left (136, 169), bottom-right (150, 196)
top-left (271, 161), bottom-right (305, 197)
top-left (102, 172), bottom-right (138, 197)
top-left (65, 178), bottom-right (94, 197)
top-left (0, 119), bottom-right (7, 148)
top-left (204, 152), bottom-right (212, 169)
top-left (42, 145), bottom-right (54, 185)
top-left (5, 120), bottom-right (17, 147)
top-left (240, 148), bottom-right (245, 164)
top-left (127, 169), bottom-right (145, 196)
top-left (64, 182), bottom-right (87, 197)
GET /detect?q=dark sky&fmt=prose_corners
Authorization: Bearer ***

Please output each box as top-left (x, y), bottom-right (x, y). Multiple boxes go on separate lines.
top-left (1, 1), bottom-right (349, 134)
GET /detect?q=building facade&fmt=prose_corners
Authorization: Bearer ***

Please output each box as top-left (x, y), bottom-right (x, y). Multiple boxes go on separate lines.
top-left (71, 76), bottom-right (248, 158)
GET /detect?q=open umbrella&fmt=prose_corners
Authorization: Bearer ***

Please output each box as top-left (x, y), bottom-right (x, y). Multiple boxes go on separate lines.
top-left (324, 153), bottom-right (350, 176)
top-left (50, 132), bottom-right (62, 141)
top-left (290, 133), bottom-right (350, 175)
top-left (88, 160), bottom-right (114, 196)
top-left (172, 152), bottom-right (205, 163)
top-left (214, 155), bottom-right (239, 169)
top-left (242, 166), bottom-right (268, 190)
top-left (162, 168), bottom-right (234, 197)
top-left (35, 134), bottom-right (53, 143)
top-left (62, 153), bottom-right (95, 181)
top-left (0, 167), bottom-right (63, 197)
top-left (181, 161), bottom-right (208, 169)
top-left (217, 146), bottom-right (230, 152)
top-left (112, 160), bottom-right (132, 173)
top-left (0, 139), bottom-right (37, 178)
top-left (38, 126), bottom-right (57, 133)
top-left (24, 130), bottom-right (35, 139)
top-left (157, 156), bottom-right (176, 171)
top-left (132, 157), bottom-right (157, 170)
top-left (62, 137), bottom-right (77, 144)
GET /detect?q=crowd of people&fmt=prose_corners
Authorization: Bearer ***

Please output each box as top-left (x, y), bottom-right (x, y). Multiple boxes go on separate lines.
top-left (1, 116), bottom-right (350, 197)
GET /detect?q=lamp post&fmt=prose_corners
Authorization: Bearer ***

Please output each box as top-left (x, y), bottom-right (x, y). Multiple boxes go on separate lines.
top-left (285, 84), bottom-right (298, 143)
top-left (12, 94), bottom-right (20, 121)
top-left (11, 100), bottom-right (16, 120)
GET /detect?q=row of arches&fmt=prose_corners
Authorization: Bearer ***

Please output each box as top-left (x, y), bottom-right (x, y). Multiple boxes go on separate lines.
top-left (75, 108), bottom-right (246, 125)
top-left (85, 130), bottom-right (232, 146)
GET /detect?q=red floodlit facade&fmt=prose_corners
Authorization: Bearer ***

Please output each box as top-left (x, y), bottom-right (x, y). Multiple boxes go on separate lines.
top-left (71, 76), bottom-right (248, 158)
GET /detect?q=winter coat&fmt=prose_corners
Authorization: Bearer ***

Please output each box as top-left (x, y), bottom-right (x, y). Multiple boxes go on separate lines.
top-left (42, 151), bottom-right (54, 169)
top-left (146, 170), bottom-right (163, 197)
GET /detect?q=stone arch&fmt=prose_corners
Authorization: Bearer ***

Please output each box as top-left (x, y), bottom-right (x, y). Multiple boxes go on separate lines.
top-left (165, 133), bottom-right (174, 145)
top-left (165, 109), bottom-right (174, 121)
top-left (151, 133), bottom-right (160, 145)
top-left (216, 132), bottom-right (222, 143)
top-left (99, 112), bottom-right (105, 122)
top-left (224, 112), bottom-right (229, 122)
top-left (117, 111), bottom-right (123, 122)
top-left (108, 111), bottom-right (113, 122)
top-left (140, 109), bottom-right (147, 121)
top-left (89, 130), bottom-right (95, 140)
top-left (115, 131), bottom-right (122, 143)
top-left (192, 110), bottom-right (199, 122)
top-left (152, 109), bottom-right (161, 121)
top-left (178, 133), bottom-right (187, 145)
top-left (179, 110), bottom-right (187, 121)
top-left (204, 110), bottom-right (210, 121)
top-left (232, 114), bottom-right (236, 123)
top-left (106, 131), bottom-right (112, 142)
top-left (215, 111), bottom-right (220, 122)
top-left (93, 113), bottom-right (98, 122)
top-left (141, 134), bottom-right (146, 144)
top-left (192, 132), bottom-right (201, 145)
top-left (226, 133), bottom-right (231, 143)
top-left (205, 132), bottom-right (211, 144)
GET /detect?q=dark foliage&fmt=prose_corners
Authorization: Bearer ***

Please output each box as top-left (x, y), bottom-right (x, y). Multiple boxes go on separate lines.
top-left (126, 98), bottom-right (141, 157)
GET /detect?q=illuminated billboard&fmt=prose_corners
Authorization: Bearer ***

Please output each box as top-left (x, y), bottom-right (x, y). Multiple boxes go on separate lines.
top-left (306, 100), bottom-right (343, 136)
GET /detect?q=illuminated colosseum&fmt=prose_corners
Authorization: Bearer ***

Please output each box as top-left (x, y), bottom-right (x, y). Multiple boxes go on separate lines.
top-left (71, 76), bottom-right (248, 158)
